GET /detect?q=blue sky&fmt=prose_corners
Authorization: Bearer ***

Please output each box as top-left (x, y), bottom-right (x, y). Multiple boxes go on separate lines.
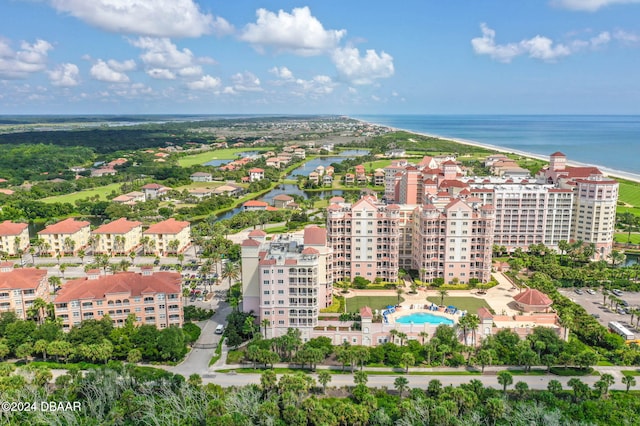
top-left (0, 0), bottom-right (639, 114)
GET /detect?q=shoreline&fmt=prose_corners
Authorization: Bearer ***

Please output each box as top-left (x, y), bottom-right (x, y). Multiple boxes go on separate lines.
top-left (355, 117), bottom-right (640, 184)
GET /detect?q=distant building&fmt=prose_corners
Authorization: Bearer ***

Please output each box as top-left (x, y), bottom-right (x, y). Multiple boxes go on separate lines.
top-left (0, 263), bottom-right (50, 320)
top-left (273, 194), bottom-right (294, 209)
top-left (54, 270), bottom-right (183, 330)
top-left (91, 218), bottom-right (143, 255)
top-left (142, 183), bottom-right (171, 200)
top-left (0, 221), bottom-right (29, 256)
top-left (248, 168), bottom-right (265, 182)
top-left (242, 200), bottom-right (269, 211)
top-left (91, 167), bottom-right (117, 177)
top-left (38, 218), bottom-right (91, 256)
top-left (386, 149), bottom-right (406, 158)
top-left (190, 172), bottom-right (213, 182)
top-left (143, 218), bottom-right (191, 256)
top-left (112, 191), bottom-right (145, 205)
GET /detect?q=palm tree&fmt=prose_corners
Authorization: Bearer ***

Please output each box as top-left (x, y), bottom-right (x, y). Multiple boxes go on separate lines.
top-left (394, 376), bottom-right (409, 398)
top-left (28, 298), bottom-right (49, 325)
top-left (396, 288), bottom-right (404, 306)
top-left (261, 318), bottom-right (270, 338)
top-left (418, 331), bottom-right (429, 345)
top-left (622, 374), bottom-right (636, 392)
top-left (221, 262), bottom-right (240, 287)
top-left (140, 236), bottom-right (150, 256)
top-left (438, 289), bottom-right (449, 306)
top-left (168, 239), bottom-right (180, 255)
top-left (497, 370), bottom-right (513, 394)
top-left (63, 237), bottom-right (75, 256)
top-left (317, 370), bottom-right (332, 394)
top-left (77, 249), bottom-right (86, 265)
top-left (608, 250), bottom-right (626, 268)
top-left (48, 276), bottom-right (61, 294)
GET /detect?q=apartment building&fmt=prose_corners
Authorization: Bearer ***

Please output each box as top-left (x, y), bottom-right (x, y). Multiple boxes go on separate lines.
top-left (143, 218), bottom-right (191, 256)
top-left (91, 218), bottom-right (143, 255)
top-left (38, 218), bottom-right (91, 256)
top-left (384, 152), bottom-right (617, 257)
top-left (327, 196), bottom-right (401, 283)
top-left (0, 262), bottom-right (50, 320)
top-left (411, 199), bottom-right (495, 283)
top-left (0, 221), bottom-right (29, 256)
top-left (538, 151), bottom-right (618, 259)
top-left (54, 269), bottom-right (183, 330)
top-left (241, 226), bottom-right (333, 340)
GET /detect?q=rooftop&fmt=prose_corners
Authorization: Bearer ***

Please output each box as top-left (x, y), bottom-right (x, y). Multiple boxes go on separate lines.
top-left (39, 218), bottom-right (90, 235)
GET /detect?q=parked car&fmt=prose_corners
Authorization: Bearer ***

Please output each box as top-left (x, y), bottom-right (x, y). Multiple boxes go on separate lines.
top-left (621, 300), bottom-right (629, 307)
top-left (574, 289), bottom-right (584, 295)
top-left (612, 289), bottom-right (623, 296)
top-left (591, 313), bottom-right (600, 319)
top-left (586, 289), bottom-right (596, 295)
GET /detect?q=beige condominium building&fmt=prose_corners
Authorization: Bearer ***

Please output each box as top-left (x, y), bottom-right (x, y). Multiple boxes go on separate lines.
top-left (0, 221), bottom-right (29, 256)
top-left (54, 269), bottom-right (183, 330)
top-left (91, 218), bottom-right (143, 255)
top-left (142, 218), bottom-right (191, 256)
top-left (0, 262), bottom-right (50, 320)
top-left (38, 218), bottom-right (90, 256)
top-left (241, 226), bottom-right (333, 340)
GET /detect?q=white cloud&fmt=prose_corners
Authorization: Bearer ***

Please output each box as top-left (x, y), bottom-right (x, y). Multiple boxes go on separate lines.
top-left (107, 59), bottom-right (136, 72)
top-left (147, 68), bottom-right (175, 80)
top-left (130, 37), bottom-right (206, 79)
top-left (186, 75), bottom-right (221, 91)
top-left (471, 24), bottom-right (611, 63)
top-left (47, 63), bottom-right (80, 86)
top-left (240, 7), bottom-right (346, 56)
top-left (552, 0), bottom-right (640, 11)
top-left (0, 38), bottom-right (53, 79)
top-left (292, 75), bottom-right (336, 96)
top-left (47, 0), bottom-right (225, 37)
top-left (90, 59), bottom-right (130, 83)
top-left (269, 66), bottom-right (294, 80)
top-left (231, 71), bottom-right (262, 92)
top-left (331, 46), bottom-right (394, 85)
top-left (613, 29), bottom-right (640, 44)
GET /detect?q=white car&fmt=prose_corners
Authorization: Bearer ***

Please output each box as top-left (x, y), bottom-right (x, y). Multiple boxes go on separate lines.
top-left (586, 289), bottom-right (596, 295)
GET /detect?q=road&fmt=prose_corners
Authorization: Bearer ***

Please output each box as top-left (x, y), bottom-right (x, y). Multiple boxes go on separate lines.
top-left (203, 368), bottom-right (637, 391)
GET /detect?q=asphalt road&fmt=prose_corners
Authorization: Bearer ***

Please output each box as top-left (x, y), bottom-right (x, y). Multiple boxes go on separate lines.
top-left (203, 368), bottom-right (635, 391)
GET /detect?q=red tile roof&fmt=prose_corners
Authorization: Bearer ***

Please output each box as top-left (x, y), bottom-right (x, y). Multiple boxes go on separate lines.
top-left (39, 218), bottom-right (90, 235)
top-left (564, 166), bottom-right (602, 178)
top-left (93, 218), bottom-right (142, 234)
top-left (513, 289), bottom-right (552, 306)
top-left (248, 229), bottom-right (267, 237)
top-left (55, 272), bottom-right (181, 303)
top-left (243, 200), bottom-right (269, 207)
top-left (301, 247), bottom-right (319, 255)
top-left (143, 218), bottom-right (189, 235)
top-left (550, 152), bottom-right (566, 157)
top-left (242, 239), bottom-right (261, 247)
top-left (0, 221), bottom-right (28, 236)
top-left (477, 307), bottom-right (493, 320)
top-left (360, 306), bottom-right (373, 318)
top-left (249, 168), bottom-right (264, 173)
top-left (0, 267), bottom-right (47, 290)
top-left (273, 194), bottom-right (294, 201)
top-left (142, 183), bottom-right (164, 190)
top-left (304, 226), bottom-right (326, 246)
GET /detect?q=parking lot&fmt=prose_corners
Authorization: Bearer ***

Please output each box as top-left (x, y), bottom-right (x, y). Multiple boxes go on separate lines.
top-left (559, 288), bottom-right (640, 332)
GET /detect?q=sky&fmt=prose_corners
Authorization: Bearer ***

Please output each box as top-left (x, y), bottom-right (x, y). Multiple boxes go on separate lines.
top-left (0, 0), bottom-right (639, 115)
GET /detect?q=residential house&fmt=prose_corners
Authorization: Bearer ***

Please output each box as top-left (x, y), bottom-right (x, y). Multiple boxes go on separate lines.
top-left (190, 172), bottom-right (213, 182)
top-left (213, 184), bottom-right (244, 197)
top-left (242, 200), bottom-right (269, 211)
top-left (53, 270), bottom-right (183, 330)
top-left (374, 169), bottom-right (385, 186)
top-left (322, 174), bottom-right (333, 186)
top-left (0, 221), bottom-right (29, 256)
top-left (308, 172), bottom-right (320, 185)
top-left (112, 191), bottom-right (145, 205)
top-left (91, 167), bottom-right (117, 177)
top-left (293, 148), bottom-right (306, 159)
top-left (344, 173), bottom-right (355, 185)
top-left (91, 218), bottom-right (143, 255)
top-left (0, 263), bottom-right (50, 320)
top-left (266, 158), bottom-right (283, 169)
top-left (386, 149), bottom-right (406, 158)
top-left (248, 168), bottom-right (265, 182)
top-left (273, 194), bottom-right (294, 209)
top-left (142, 183), bottom-right (171, 200)
top-left (143, 218), bottom-right (191, 256)
top-left (188, 188), bottom-right (215, 199)
top-left (38, 218), bottom-right (91, 256)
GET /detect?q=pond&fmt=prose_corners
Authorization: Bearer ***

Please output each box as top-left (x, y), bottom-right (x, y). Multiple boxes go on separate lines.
top-left (204, 150), bottom-right (262, 166)
top-left (214, 184), bottom-right (345, 222)
top-left (285, 149), bottom-right (371, 179)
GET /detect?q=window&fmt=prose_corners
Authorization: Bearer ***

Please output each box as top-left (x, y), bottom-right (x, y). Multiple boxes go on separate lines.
top-left (263, 280), bottom-right (270, 285)
top-left (277, 269), bottom-right (283, 274)
top-left (277, 290), bottom-right (284, 294)
top-left (97, 310), bottom-right (104, 316)
top-left (264, 311), bottom-right (270, 315)
top-left (278, 320), bottom-right (285, 325)
top-left (277, 280), bottom-right (284, 284)
top-left (278, 300), bottom-right (284, 305)
top-left (264, 290), bottom-right (270, 295)
top-left (278, 310), bottom-right (284, 315)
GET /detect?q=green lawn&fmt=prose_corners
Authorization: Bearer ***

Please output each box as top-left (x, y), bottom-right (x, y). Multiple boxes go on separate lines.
top-left (346, 295), bottom-right (404, 313)
top-left (618, 181), bottom-right (640, 207)
top-left (363, 159), bottom-right (392, 172)
top-left (41, 182), bottom-right (123, 204)
top-left (426, 296), bottom-right (491, 313)
top-left (177, 148), bottom-right (269, 167)
top-left (614, 233), bottom-right (640, 244)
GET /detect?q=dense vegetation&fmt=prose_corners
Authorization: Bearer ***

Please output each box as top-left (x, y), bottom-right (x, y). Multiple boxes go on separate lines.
top-left (1, 363), bottom-right (638, 425)
top-left (0, 312), bottom-right (193, 364)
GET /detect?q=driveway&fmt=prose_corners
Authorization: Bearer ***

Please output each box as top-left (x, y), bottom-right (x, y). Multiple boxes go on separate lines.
top-left (559, 288), bottom-right (640, 332)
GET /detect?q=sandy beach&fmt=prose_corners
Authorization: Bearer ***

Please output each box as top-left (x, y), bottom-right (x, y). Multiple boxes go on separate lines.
top-left (357, 118), bottom-right (640, 184)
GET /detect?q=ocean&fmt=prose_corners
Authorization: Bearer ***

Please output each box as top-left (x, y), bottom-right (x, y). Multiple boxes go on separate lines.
top-left (354, 115), bottom-right (640, 177)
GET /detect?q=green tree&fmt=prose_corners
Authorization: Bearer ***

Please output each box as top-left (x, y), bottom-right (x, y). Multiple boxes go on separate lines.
top-left (394, 376), bottom-right (409, 399)
top-left (595, 373), bottom-right (615, 398)
top-left (317, 370), bottom-right (332, 394)
top-left (438, 288), bottom-right (449, 306)
top-left (400, 352), bottom-right (415, 373)
top-left (547, 379), bottom-right (563, 394)
top-left (497, 370), bottom-right (513, 394)
top-left (353, 370), bottom-right (368, 385)
top-left (622, 374), bottom-right (636, 392)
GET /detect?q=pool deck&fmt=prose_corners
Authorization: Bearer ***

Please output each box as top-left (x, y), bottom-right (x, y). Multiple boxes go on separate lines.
top-left (387, 306), bottom-right (458, 325)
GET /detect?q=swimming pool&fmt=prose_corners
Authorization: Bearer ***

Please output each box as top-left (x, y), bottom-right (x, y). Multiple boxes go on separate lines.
top-left (395, 312), bottom-right (454, 325)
